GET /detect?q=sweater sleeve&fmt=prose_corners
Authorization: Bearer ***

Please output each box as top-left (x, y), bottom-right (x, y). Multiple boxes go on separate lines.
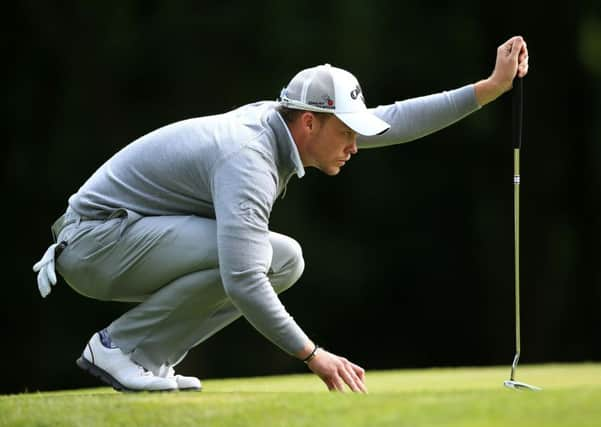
top-left (357, 84), bottom-right (481, 149)
top-left (212, 147), bottom-right (309, 355)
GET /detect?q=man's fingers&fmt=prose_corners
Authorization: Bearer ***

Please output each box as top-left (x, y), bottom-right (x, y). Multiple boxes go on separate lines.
top-left (331, 375), bottom-right (346, 392)
top-left (501, 36), bottom-right (528, 79)
top-left (356, 378), bottom-right (368, 393)
top-left (510, 38), bottom-right (524, 59)
top-left (346, 362), bottom-right (367, 392)
top-left (350, 363), bottom-right (368, 392)
top-left (337, 361), bottom-right (368, 393)
top-left (518, 43), bottom-right (529, 78)
top-left (518, 61), bottom-right (529, 78)
top-left (312, 352), bottom-right (367, 393)
top-left (349, 369), bottom-right (368, 393)
top-left (501, 36), bottom-right (522, 57)
top-left (518, 43), bottom-right (528, 63)
top-left (323, 374), bottom-right (345, 392)
top-left (339, 367), bottom-right (361, 392)
top-left (329, 369), bottom-right (360, 393)
top-left (322, 375), bottom-right (336, 391)
top-left (351, 362), bottom-right (365, 379)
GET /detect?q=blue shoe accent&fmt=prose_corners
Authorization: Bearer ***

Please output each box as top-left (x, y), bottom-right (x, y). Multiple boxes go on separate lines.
top-left (99, 328), bottom-right (117, 349)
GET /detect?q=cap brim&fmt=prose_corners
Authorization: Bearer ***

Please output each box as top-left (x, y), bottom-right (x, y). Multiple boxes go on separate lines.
top-left (335, 111), bottom-right (390, 136)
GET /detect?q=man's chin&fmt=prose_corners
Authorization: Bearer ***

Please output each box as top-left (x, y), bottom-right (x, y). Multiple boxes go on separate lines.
top-left (314, 163), bottom-right (341, 176)
top-left (322, 167), bottom-right (340, 176)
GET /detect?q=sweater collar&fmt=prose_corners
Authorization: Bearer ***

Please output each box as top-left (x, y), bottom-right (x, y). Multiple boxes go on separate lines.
top-left (266, 108), bottom-right (306, 179)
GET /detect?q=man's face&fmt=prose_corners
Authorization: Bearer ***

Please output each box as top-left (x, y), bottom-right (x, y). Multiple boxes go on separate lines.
top-left (308, 115), bottom-right (358, 176)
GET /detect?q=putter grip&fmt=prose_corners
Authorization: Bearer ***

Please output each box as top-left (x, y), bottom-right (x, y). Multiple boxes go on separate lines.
top-left (512, 77), bottom-right (523, 149)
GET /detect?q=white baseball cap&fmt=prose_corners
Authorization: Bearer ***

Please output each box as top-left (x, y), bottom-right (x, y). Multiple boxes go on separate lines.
top-left (278, 64), bottom-right (391, 136)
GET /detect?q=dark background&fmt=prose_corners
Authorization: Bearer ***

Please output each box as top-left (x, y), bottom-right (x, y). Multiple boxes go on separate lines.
top-left (4, 1), bottom-right (600, 393)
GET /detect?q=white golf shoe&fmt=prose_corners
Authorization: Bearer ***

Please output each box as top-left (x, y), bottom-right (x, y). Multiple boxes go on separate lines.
top-left (158, 364), bottom-right (202, 391)
top-left (76, 332), bottom-right (177, 392)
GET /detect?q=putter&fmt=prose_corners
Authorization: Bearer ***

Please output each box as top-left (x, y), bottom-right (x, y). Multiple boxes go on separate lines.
top-left (503, 77), bottom-right (541, 392)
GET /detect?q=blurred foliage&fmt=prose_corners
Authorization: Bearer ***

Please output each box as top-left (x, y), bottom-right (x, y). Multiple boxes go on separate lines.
top-left (3, 1), bottom-right (600, 393)
top-left (580, 15), bottom-right (601, 76)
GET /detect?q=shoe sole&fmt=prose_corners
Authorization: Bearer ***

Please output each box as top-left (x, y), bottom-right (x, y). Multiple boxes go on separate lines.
top-left (76, 357), bottom-right (175, 393)
top-left (179, 386), bottom-right (202, 392)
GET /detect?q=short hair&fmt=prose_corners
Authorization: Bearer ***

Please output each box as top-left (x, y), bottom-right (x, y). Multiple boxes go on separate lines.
top-left (276, 105), bottom-right (332, 125)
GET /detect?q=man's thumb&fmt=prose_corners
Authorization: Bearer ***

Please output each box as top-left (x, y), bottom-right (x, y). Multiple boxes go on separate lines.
top-left (510, 37), bottom-right (524, 58)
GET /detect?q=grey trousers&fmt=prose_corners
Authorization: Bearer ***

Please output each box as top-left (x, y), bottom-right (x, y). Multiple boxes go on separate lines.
top-left (53, 207), bottom-right (304, 373)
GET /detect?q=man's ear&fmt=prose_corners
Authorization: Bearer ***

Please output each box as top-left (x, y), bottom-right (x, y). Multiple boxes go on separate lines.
top-left (301, 112), bottom-right (315, 132)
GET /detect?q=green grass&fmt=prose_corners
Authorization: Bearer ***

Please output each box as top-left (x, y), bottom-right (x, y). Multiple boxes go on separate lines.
top-left (2, 363), bottom-right (600, 427)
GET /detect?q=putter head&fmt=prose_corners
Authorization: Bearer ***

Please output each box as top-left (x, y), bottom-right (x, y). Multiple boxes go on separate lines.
top-left (504, 380), bottom-right (542, 391)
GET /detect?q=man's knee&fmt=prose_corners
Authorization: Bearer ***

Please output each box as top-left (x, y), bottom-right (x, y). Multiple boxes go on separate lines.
top-left (283, 237), bottom-right (305, 286)
top-left (269, 233), bottom-right (305, 294)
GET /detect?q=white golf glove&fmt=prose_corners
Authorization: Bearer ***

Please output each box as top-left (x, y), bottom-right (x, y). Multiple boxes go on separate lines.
top-left (33, 243), bottom-right (59, 298)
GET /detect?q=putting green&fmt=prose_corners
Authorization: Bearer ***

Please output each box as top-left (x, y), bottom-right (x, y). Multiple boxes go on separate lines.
top-left (1, 363), bottom-right (599, 427)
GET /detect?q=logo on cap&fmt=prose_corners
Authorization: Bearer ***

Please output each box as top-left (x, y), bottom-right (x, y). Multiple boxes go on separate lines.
top-left (350, 85), bottom-right (364, 103)
top-left (308, 95), bottom-right (335, 109)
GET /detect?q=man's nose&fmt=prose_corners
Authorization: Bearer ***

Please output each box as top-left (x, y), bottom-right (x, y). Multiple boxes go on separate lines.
top-left (348, 140), bottom-right (358, 155)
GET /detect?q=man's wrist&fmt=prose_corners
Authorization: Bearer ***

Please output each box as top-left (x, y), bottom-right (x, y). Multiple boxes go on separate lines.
top-left (474, 77), bottom-right (507, 106)
top-left (302, 344), bottom-right (321, 364)
top-left (296, 341), bottom-right (316, 361)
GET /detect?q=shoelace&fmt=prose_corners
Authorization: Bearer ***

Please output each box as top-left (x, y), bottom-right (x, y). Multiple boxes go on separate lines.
top-left (158, 365), bottom-right (175, 378)
top-left (139, 367), bottom-right (153, 377)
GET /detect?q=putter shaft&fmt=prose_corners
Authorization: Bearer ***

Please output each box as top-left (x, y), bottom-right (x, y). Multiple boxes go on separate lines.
top-left (511, 147), bottom-right (521, 381)
top-left (505, 77), bottom-right (541, 391)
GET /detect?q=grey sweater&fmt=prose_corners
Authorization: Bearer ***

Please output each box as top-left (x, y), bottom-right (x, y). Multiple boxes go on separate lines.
top-left (69, 84), bottom-right (480, 355)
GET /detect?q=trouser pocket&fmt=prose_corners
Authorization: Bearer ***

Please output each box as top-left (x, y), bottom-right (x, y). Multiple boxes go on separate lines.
top-left (83, 209), bottom-right (140, 259)
top-left (56, 208), bottom-right (142, 300)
